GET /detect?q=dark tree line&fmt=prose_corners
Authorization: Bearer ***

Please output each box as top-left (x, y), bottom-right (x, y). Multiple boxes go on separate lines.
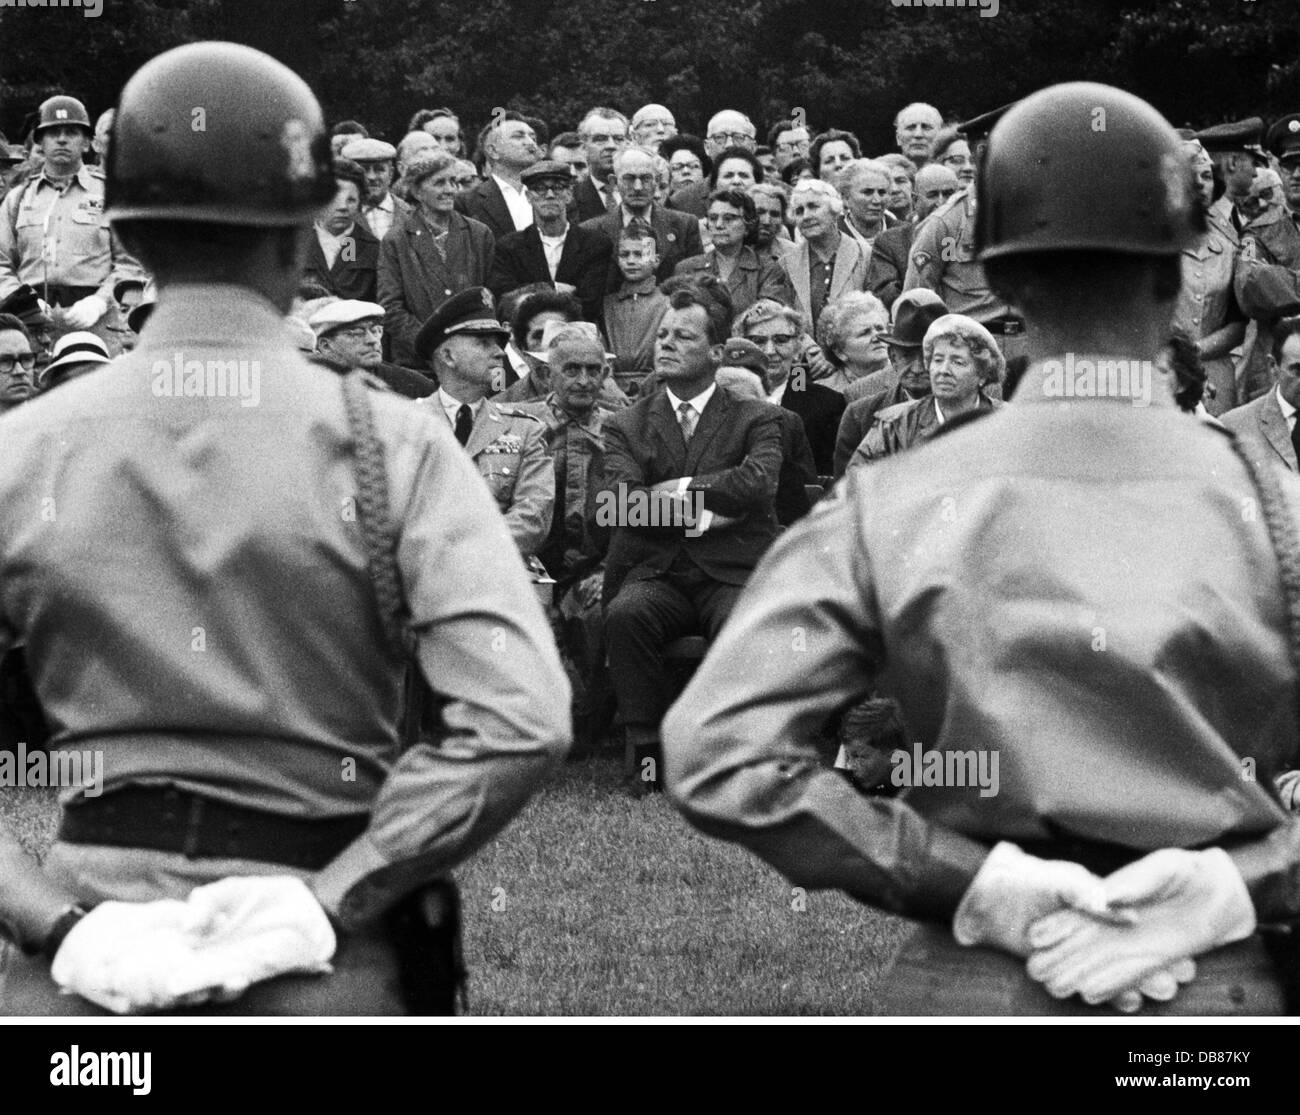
top-left (3, 0), bottom-right (1299, 151)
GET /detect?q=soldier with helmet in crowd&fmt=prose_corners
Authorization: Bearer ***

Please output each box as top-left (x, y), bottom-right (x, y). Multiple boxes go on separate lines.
top-left (664, 82), bottom-right (1300, 1015)
top-left (0, 42), bottom-right (569, 1015)
top-left (0, 95), bottom-right (141, 355)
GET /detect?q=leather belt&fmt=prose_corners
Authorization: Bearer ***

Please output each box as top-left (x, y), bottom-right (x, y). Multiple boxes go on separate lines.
top-left (58, 785), bottom-right (369, 872)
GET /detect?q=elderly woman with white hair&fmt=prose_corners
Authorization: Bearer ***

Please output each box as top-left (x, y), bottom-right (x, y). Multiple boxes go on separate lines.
top-left (814, 290), bottom-right (892, 394)
top-left (777, 177), bottom-right (870, 335)
top-left (849, 313), bottom-right (1004, 467)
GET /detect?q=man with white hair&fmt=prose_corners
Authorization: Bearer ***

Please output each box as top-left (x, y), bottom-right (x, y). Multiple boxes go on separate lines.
top-left (630, 105), bottom-right (677, 152)
top-left (777, 178), bottom-right (869, 332)
top-left (572, 107), bottom-right (631, 223)
top-left (667, 109), bottom-right (758, 218)
top-left (895, 102), bottom-right (943, 167)
top-left (581, 146), bottom-right (702, 282)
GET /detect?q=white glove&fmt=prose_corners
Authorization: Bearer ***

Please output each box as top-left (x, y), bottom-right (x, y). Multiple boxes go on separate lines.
top-left (63, 294), bottom-right (107, 330)
top-left (1276, 770), bottom-right (1300, 812)
top-left (51, 876), bottom-right (336, 1015)
top-left (953, 841), bottom-right (1112, 957)
top-left (1025, 848), bottom-right (1256, 1004)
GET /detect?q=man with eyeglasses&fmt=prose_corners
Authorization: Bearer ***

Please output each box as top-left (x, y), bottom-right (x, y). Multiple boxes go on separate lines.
top-left (573, 108), bottom-right (631, 224)
top-left (308, 299), bottom-right (434, 400)
top-left (0, 312), bottom-right (38, 414)
top-left (768, 118), bottom-right (812, 173)
top-left (630, 105), bottom-right (678, 153)
top-left (1233, 114), bottom-right (1300, 407)
top-left (489, 160), bottom-right (613, 325)
top-left (903, 106), bottom-right (1027, 367)
top-left (667, 110), bottom-right (758, 219)
top-left (582, 146), bottom-right (702, 283)
top-left (866, 163), bottom-right (960, 311)
top-left (454, 112), bottom-right (543, 239)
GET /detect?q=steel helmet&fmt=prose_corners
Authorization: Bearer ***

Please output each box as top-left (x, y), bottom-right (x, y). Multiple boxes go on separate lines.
top-left (975, 82), bottom-right (1203, 261)
top-left (105, 41), bottom-right (335, 227)
top-left (34, 95), bottom-right (92, 135)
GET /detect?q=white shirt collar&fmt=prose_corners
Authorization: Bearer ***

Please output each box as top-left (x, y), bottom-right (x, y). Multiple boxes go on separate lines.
top-left (438, 388), bottom-right (484, 427)
top-left (666, 382), bottom-right (717, 414)
top-left (1277, 384), bottom-right (1296, 424)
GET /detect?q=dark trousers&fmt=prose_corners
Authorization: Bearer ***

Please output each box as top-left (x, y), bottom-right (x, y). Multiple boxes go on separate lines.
top-left (604, 561), bottom-right (742, 730)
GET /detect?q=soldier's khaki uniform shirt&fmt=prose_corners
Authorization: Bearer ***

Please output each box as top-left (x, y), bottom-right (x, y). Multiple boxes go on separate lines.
top-left (0, 164), bottom-right (141, 303)
top-left (0, 284), bottom-right (570, 929)
top-left (902, 190), bottom-right (1015, 325)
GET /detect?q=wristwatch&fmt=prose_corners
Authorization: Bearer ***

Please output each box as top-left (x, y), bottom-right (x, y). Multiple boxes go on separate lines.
top-left (40, 903), bottom-right (92, 962)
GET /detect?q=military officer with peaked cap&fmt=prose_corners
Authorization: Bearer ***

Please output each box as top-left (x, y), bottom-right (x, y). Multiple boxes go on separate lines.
top-left (902, 102), bottom-right (1025, 366)
top-left (1234, 112), bottom-right (1300, 404)
top-left (415, 286), bottom-right (555, 561)
top-left (1194, 117), bottom-right (1268, 236)
top-left (0, 96), bottom-right (141, 356)
top-left (665, 81), bottom-right (1300, 1015)
top-left (0, 43), bottom-right (569, 1015)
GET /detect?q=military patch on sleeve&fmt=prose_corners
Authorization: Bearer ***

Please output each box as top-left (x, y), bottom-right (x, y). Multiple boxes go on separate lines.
top-left (911, 251), bottom-right (932, 271)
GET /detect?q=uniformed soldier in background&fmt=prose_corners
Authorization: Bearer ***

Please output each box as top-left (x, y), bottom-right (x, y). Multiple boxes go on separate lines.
top-left (0, 42), bottom-right (569, 1015)
top-left (664, 82), bottom-right (1300, 1015)
top-left (902, 105), bottom-right (1025, 369)
top-left (0, 96), bottom-right (141, 355)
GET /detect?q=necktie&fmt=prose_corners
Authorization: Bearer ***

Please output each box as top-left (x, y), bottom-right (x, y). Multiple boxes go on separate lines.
top-left (602, 180), bottom-right (618, 213)
top-left (678, 401), bottom-right (696, 443)
top-left (455, 404), bottom-right (473, 446)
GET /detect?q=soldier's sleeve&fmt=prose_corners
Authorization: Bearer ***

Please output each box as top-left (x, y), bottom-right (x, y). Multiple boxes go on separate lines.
top-left (102, 224), bottom-right (146, 305)
top-left (0, 188), bottom-right (24, 302)
top-left (500, 416), bottom-right (555, 558)
top-left (311, 408), bottom-right (570, 928)
top-left (902, 211), bottom-right (945, 294)
top-left (662, 469), bottom-right (989, 920)
top-left (686, 407), bottom-right (782, 516)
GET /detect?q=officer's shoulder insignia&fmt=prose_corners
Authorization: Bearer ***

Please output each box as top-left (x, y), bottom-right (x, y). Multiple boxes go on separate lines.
top-left (911, 250), bottom-right (932, 270)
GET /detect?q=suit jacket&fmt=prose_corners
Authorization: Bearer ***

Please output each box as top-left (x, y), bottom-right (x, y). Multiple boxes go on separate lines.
top-left (573, 175), bottom-right (615, 224)
top-left (581, 205), bottom-right (704, 285)
top-left (453, 177), bottom-right (519, 240)
top-left (1222, 387), bottom-right (1296, 473)
top-left (377, 209), bottom-right (496, 368)
top-left (488, 223), bottom-right (613, 324)
top-left (863, 222), bottom-right (915, 311)
top-left (778, 377), bottom-right (846, 477)
top-left (601, 385), bottom-right (782, 600)
top-left (672, 246), bottom-right (795, 319)
top-left (302, 221), bottom-right (380, 302)
top-left (778, 235), bottom-right (870, 331)
top-left (833, 378), bottom-right (917, 477)
top-left (666, 179), bottom-right (710, 219)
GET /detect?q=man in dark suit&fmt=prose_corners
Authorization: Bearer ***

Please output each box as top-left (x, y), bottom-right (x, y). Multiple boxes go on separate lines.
top-left (453, 112), bottom-right (542, 240)
top-left (735, 299), bottom-right (845, 476)
top-left (488, 160), bottom-right (612, 324)
top-left (1222, 316), bottom-right (1300, 473)
top-left (572, 107), bottom-right (630, 223)
top-left (666, 110), bottom-right (758, 218)
top-left (602, 282), bottom-right (782, 795)
top-left (303, 158), bottom-right (380, 302)
top-left (581, 146), bottom-right (703, 284)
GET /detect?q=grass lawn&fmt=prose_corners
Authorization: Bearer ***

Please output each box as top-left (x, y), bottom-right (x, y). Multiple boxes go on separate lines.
top-left (2, 758), bottom-right (913, 1016)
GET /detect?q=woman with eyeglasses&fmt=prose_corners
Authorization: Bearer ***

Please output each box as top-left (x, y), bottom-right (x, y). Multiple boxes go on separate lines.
top-left (672, 190), bottom-right (794, 319)
top-left (377, 151), bottom-right (495, 368)
top-left (930, 126), bottom-right (976, 190)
